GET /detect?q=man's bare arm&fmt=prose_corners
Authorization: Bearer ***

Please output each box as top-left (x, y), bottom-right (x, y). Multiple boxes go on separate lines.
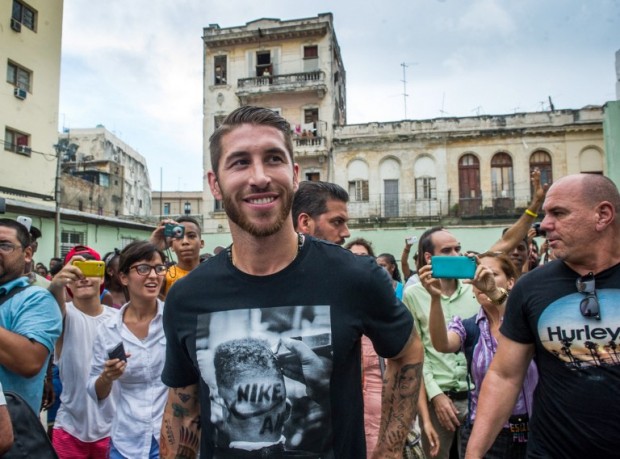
top-left (490, 168), bottom-right (546, 254)
top-left (465, 334), bottom-right (534, 459)
top-left (160, 384), bottom-right (201, 459)
top-left (373, 329), bottom-right (424, 459)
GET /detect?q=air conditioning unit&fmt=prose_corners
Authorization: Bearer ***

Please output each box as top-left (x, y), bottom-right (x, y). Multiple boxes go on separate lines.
top-left (10, 18), bottom-right (21, 32)
top-left (17, 145), bottom-right (32, 155)
top-left (14, 87), bottom-right (27, 100)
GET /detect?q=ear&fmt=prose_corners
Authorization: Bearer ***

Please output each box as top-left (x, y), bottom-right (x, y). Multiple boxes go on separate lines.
top-left (595, 201), bottom-right (615, 231)
top-left (200, 239), bottom-right (205, 249)
top-left (119, 271), bottom-right (130, 287)
top-left (424, 251), bottom-right (432, 265)
top-left (507, 277), bottom-right (516, 291)
top-left (208, 171), bottom-right (222, 200)
top-left (297, 213), bottom-right (313, 233)
top-left (23, 245), bottom-right (33, 264)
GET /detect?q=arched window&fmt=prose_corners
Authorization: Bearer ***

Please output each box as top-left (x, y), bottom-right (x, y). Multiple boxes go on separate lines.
top-left (491, 153), bottom-right (514, 199)
top-left (579, 147), bottom-right (603, 174)
top-left (414, 156), bottom-right (437, 201)
top-left (530, 150), bottom-right (553, 195)
top-left (380, 158), bottom-right (400, 217)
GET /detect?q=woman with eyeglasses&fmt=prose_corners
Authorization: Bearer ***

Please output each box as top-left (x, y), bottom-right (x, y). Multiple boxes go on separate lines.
top-left (420, 252), bottom-right (538, 458)
top-left (87, 241), bottom-right (168, 459)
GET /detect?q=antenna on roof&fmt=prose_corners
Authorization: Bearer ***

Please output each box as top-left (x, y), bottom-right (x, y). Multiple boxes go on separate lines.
top-left (400, 62), bottom-right (419, 119)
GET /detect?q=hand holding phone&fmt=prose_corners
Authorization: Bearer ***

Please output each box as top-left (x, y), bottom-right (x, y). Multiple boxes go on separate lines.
top-left (107, 342), bottom-right (127, 362)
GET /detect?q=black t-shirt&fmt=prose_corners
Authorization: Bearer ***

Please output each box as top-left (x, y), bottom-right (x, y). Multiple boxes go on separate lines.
top-left (501, 260), bottom-right (620, 458)
top-left (162, 236), bottom-right (414, 459)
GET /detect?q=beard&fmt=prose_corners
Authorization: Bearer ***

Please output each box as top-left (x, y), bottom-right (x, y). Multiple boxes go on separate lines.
top-left (222, 185), bottom-right (294, 238)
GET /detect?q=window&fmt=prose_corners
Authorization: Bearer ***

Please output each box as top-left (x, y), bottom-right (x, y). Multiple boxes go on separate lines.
top-left (61, 230), bottom-right (86, 258)
top-left (303, 45), bottom-right (319, 72)
top-left (415, 177), bottom-right (437, 200)
top-left (458, 154), bottom-right (481, 216)
top-left (7, 61), bottom-right (32, 92)
top-left (491, 152), bottom-right (514, 199)
top-left (304, 46), bottom-right (318, 59)
top-left (163, 203), bottom-right (170, 215)
top-left (348, 180), bottom-right (369, 202)
top-left (4, 127), bottom-right (31, 155)
top-left (214, 55), bottom-right (227, 85)
top-left (214, 199), bottom-right (224, 211)
top-left (12, 0), bottom-right (37, 31)
top-left (303, 108), bottom-right (318, 136)
top-left (256, 51), bottom-right (272, 76)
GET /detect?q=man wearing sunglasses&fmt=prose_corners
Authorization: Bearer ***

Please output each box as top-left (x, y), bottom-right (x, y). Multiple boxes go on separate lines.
top-left (466, 174), bottom-right (620, 458)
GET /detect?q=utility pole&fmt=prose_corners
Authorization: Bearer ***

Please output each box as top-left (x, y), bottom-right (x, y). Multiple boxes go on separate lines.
top-left (52, 143), bottom-right (63, 257)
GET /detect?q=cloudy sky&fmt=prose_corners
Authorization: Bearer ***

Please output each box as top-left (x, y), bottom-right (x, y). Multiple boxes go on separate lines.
top-left (59, 0), bottom-right (620, 191)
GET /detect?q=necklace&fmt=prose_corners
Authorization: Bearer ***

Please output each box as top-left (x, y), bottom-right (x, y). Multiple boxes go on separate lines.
top-left (228, 233), bottom-right (305, 267)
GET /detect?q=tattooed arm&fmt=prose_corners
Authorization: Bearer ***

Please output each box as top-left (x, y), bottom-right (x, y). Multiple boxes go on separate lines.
top-left (372, 328), bottom-right (424, 459)
top-left (160, 384), bottom-right (201, 459)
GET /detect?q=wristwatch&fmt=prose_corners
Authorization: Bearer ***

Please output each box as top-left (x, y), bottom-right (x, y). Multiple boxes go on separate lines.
top-left (488, 287), bottom-right (508, 305)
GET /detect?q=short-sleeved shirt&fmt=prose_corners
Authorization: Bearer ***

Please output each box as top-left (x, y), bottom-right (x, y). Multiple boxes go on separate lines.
top-left (162, 236), bottom-right (413, 459)
top-left (501, 260), bottom-right (620, 457)
top-left (403, 281), bottom-right (479, 400)
top-left (0, 276), bottom-right (62, 411)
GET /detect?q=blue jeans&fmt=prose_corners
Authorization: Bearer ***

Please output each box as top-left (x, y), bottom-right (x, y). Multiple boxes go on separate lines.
top-left (109, 436), bottom-right (159, 459)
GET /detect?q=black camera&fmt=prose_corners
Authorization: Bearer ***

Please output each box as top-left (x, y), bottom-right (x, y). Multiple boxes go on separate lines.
top-left (532, 222), bottom-right (546, 237)
top-left (164, 223), bottom-right (185, 239)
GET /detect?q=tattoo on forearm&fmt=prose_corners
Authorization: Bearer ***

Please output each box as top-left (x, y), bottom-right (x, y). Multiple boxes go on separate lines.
top-left (377, 362), bottom-right (423, 453)
top-left (172, 402), bottom-right (190, 418)
top-left (164, 419), bottom-right (175, 446)
top-left (175, 425), bottom-right (199, 459)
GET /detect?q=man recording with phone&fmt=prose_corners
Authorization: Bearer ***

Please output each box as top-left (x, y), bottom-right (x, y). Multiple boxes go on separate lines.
top-left (150, 216), bottom-right (204, 297)
top-left (49, 245), bottom-right (118, 457)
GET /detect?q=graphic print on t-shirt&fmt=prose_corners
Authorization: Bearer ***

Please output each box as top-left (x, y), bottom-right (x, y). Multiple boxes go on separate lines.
top-left (196, 305), bottom-right (332, 458)
top-left (538, 289), bottom-right (620, 369)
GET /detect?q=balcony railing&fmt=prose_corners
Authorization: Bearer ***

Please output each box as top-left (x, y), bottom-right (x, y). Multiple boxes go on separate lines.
top-left (344, 191), bottom-right (532, 227)
top-left (238, 70), bottom-right (325, 88)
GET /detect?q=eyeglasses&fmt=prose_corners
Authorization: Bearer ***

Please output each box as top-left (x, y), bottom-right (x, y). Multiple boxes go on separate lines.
top-left (576, 272), bottom-right (600, 320)
top-left (0, 242), bottom-right (21, 254)
top-left (129, 264), bottom-right (168, 276)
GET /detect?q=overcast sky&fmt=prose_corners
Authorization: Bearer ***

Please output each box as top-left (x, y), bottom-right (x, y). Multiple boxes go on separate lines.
top-left (59, 0), bottom-right (620, 191)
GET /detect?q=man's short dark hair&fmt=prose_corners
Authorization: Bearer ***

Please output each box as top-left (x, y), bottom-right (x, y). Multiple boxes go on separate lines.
top-left (292, 181), bottom-right (349, 227)
top-left (214, 338), bottom-right (283, 390)
top-left (209, 106), bottom-right (294, 174)
top-left (416, 226), bottom-right (445, 271)
top-left (176, 216), bottom-right (202, 233)
top-left (0, 218), bottom-right (31, 248)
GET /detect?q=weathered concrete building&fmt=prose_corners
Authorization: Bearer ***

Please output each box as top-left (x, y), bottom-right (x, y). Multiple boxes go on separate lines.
top-left (58, 127), bottom-right (152, 218)
top-left (202, 13), bottom-right (346, 232)
top-left (335, 108), bottom-right (605, 222)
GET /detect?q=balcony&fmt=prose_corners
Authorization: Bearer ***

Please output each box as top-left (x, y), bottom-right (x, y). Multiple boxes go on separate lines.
top-left (293, 136), bottom-right (327, 160)
top-left (236, 71), bottom-right (327, 102)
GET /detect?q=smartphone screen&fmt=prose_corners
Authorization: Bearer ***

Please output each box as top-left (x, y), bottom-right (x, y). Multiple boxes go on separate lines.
top-left (431, 256), bottom-right (476, 279)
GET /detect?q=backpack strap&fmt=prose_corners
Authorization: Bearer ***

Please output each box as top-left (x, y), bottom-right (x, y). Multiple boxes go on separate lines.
top-left (0, 285), bottom-right (31, 307)
top-left (461, 314), bottom-right (480, 426)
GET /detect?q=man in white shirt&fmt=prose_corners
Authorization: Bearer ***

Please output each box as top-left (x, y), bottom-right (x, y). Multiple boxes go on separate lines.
top-left (50, 246), bottom-right (118, 458)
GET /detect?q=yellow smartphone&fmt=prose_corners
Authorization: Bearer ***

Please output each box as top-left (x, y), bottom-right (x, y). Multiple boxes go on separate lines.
top-left (72, 260), bottom-right (105, 277)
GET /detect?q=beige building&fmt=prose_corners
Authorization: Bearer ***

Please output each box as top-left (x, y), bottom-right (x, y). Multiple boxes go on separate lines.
top-left (202, 13), bottom-right (346, 232)
top-left (58, 127), bottom-right (152, 218)
top-left (335, 108), bottom-right (605, 222)
top-left (1, 0), bottom-right (63, 206)
top-left (151, 190), bottom-right (204, 228)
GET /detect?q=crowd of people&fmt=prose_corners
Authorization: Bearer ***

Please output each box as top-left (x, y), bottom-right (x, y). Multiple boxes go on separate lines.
top-left (0, 105), bottom-right (618, 459)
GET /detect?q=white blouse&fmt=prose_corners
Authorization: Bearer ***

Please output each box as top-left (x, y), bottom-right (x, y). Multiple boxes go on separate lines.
top-left (87, 299), bottom-right (167, 459)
